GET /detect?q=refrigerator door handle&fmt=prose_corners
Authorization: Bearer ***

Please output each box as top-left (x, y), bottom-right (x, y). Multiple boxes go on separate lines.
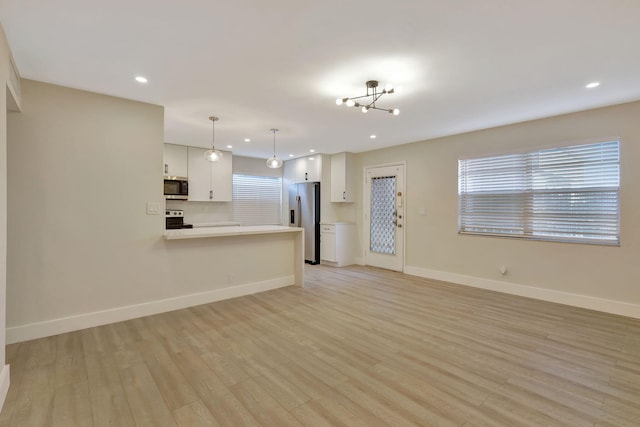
top-left (296, 195), bottom-right (302, 227)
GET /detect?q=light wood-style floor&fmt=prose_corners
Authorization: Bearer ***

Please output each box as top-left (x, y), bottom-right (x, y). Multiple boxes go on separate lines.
top-left (1, 265), bottom-right (639, 426)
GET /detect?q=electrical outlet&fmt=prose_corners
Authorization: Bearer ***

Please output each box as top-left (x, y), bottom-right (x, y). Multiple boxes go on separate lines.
top-left (146, 202), bottom-right (161, 215)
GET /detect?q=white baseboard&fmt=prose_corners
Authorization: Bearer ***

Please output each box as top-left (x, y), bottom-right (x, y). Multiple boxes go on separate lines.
top-left (0, 365), bottom-right (9, 413)
top-left (404, 266), bottom-right (640, 319)
top-left (354, 256), bottom-right (365, 266)
top-left (6, 276), bottom-right (295, 344)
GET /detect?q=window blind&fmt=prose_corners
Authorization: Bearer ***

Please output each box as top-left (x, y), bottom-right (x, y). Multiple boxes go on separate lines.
top-left (458, 140), bottom-right (620, 245)
top-left (232, 174), bottom-right (282, 226)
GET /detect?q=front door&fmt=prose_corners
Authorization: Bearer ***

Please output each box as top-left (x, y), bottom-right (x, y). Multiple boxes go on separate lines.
top-left (364, 164), bottom-right (405, 271)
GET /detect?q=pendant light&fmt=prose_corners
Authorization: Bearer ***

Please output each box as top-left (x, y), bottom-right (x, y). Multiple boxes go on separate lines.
top-left (204, 116), bottom-right (223, 162)
top-left (266, 128), bottom-right (283, 169)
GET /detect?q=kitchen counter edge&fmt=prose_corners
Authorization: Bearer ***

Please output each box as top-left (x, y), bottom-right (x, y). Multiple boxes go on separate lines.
top-left (164, 225), bottom-right (302, 240)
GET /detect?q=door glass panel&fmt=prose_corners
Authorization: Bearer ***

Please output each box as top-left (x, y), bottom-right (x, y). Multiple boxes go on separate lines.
top-left (370, 176), bottom-right (396, 254)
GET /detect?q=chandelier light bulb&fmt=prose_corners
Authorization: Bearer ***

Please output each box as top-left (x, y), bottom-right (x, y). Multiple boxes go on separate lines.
top-left (392, 108), bottom-right (400, 115)
top-left (384, 83), bottom-right (394, 92)
top-left (346, 99), bottom-right (356, 107)
top-left (336, 98), bottom-right (343, 105)
top-left (362, 106), bottom-right (369, 113)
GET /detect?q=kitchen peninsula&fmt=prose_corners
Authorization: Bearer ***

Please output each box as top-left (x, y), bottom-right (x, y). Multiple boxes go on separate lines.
top-left (164, 225), bottom-right (304, 287)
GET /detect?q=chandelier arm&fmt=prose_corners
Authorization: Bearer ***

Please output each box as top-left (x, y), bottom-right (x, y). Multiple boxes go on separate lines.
top-left (368, 105), bottom-right (393, 112)
top-left (345, 93), bottom-right (376, 101)
top-left (371, 92), bottom-right (385, 107)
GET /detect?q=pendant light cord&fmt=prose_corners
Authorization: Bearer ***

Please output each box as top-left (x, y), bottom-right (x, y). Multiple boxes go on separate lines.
top-left (271, 128), bottom-right (278, 156)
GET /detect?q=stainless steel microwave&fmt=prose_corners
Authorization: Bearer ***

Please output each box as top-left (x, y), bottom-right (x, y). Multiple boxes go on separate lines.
top-left (164, 176), bottom-right (188, 200)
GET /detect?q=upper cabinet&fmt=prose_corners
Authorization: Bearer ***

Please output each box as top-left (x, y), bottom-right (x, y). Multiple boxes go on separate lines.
top-left (288, 155), bottom-right (323, 183)
top-left (163, 143), bottom-right (188, 177)
top-left (187, 147), bottom-right (232, 202)
top-left (330, 152), bottom-right (355, 202)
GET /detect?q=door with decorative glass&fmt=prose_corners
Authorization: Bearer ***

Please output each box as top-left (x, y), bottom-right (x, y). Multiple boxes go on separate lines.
top-left (364, 164), bottom-right (405, 271)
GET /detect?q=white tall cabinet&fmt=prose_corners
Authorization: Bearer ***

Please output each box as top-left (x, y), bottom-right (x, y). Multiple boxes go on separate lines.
top-left (163, 143), bottom-right (188, 177)
top-left (330, 152), bottom-right (355, 202)
top-left (187, 147), bottom-right (232, 201)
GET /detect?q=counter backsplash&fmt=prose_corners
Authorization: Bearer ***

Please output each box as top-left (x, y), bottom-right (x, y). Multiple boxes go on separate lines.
top-left (165, 200), bottom-right (233, 225)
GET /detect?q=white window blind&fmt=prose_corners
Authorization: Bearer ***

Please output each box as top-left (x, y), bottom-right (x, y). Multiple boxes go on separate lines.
top-left (232, 174), bottom-right (282, 226)
top-left (458, 140), bottom-right (620, 245)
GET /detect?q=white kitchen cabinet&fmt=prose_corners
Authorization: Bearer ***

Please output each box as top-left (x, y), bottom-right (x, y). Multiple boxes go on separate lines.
top-left (284, 155), bottom-right (324, 184)
top-left (320, 222), bottom-right (356, 267)
top-left (164, 143), bottom-right (188, 177)
top-left (292, 155), bottom-right (322, 183)
top-left (330, 152), bottom-right (355, 202)
top-left (187, 147), bottom-right (232, 201)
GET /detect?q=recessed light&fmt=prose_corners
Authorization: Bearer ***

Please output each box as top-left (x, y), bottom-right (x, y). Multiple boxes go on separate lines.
top-left (135, 76), bottom-right (148, 83)
top-left (309, 157), bottom-right (315, 161)
top-left (244, 138), bottom-right (251, 142)
top-left (289, 154), bottom-right (294, 157)
top-left (370, 134), bottom-right (377, 139)
top-left (585, 82), bottom-right (600, 89)
top-left (309, 149), bottom-right (315, 153)
top-left (226, 145), bottom-right (233, 149)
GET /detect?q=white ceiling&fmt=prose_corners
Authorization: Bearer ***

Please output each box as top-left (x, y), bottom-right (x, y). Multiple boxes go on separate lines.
top-left (2, 1), bottom-right (640, 159)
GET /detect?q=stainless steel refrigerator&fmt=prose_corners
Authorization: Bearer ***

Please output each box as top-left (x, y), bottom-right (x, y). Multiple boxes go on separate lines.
top-left (288, 182), bottom-right (320, 264)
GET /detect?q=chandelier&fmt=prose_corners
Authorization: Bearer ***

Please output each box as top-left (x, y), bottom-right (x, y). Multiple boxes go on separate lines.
top-left (336, 80), bottom-right (399, 115)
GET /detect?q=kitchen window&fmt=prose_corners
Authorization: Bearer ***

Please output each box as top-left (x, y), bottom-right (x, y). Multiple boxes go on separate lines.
top-left (232, 174), bottom-right (282, 226)
top-left (458, 139), bottom-right (620, 245)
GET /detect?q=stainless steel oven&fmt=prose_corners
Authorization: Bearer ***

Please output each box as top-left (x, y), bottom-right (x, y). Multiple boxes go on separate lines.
top-left (165, 209), bottom-right (184, 229)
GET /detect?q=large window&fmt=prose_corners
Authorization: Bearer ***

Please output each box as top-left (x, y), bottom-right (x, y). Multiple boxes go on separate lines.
top-left (232, 174), bottom-right (282, 226)
top-left (458, 140), bottom-right (620, 245)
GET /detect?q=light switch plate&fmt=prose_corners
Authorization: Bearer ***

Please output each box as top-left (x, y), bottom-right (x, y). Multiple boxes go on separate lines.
top-left (146, 202), bottom-right (161, 215)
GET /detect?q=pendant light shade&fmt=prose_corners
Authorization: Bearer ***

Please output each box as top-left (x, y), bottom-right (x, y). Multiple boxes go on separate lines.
top-left (267, 156), bottom-right (283, 168)
top-left (204, 116), bottom-right (223, 162)
top-left (266, 128), bottom-right (283, 169)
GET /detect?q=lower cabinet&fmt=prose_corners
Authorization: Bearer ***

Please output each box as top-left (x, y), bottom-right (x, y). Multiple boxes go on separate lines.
top-left (320, 222), bottom-right (356, 267)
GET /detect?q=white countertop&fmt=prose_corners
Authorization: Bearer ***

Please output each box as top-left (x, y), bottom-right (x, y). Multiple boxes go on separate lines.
top-left (320, 222), bottom-right (355, 225)
top-left (164, 225), bottom-right (302, 240)
top-left (190, 221), bottom-right (241, 228)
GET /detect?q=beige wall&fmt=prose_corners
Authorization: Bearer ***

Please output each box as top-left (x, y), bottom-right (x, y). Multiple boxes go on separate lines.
top-left (0, 25), bottom-right (11, 376)
top-left (355, 101), bottom-right (640, 310)
top-left (234, 155), bottom-right (284, 178)
top-left (7, 80), bottom-right (295, 341)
